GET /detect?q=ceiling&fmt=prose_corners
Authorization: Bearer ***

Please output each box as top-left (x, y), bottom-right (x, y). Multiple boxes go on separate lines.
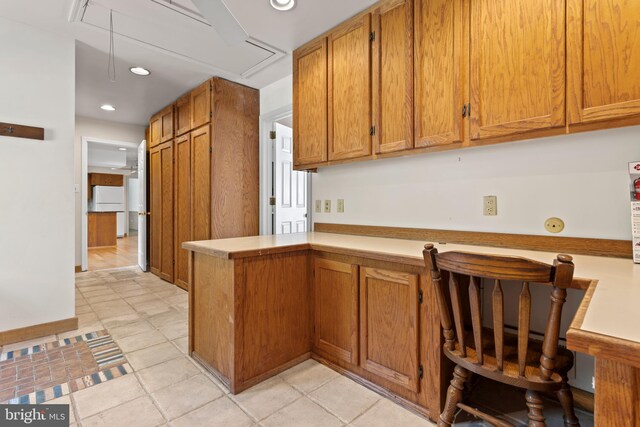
top-left (0, 0), bottom-right (377, 125)
top-left (88, 140), bottom-right (137, 171)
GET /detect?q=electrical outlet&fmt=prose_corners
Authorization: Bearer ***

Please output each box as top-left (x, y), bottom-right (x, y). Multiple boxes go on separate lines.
top-left (337, 199), bottom-right (344, 213)
top-left (483, 195), bottom-right (497, 216)
top-left (545, 217), bottom-right (565, 233)
top-left (315, 200), bottom-right (321, 213)
top-left (324, 200), bottom-right (331, 213)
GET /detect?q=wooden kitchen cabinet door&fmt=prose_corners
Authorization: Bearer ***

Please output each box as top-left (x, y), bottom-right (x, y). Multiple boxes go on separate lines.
top-left (328, 14), bottom-right (372, 161)
top-left (175, 94), bottom-right (191, 136)
top-left (313, 258), bottom-right (359, 365)
top-left (568, 0), bottom-right (640, 125)
top-left (160, 105), bottom-right (174, 143)
top-left (293, 38), bottom-right (328, 167)
top-left (469, 0), bottom-right (565, 140)
top-left (190, 125), bottom-right (211, 242)
top-left (373, 0), bottom-right (413, 154)
top-left (414, 0), bottom-right (464, 148)
top-left (191, 80), bottom-right (211, 130)
top-left (149, 113), bottom-right (161, 148)
top-left (360, 267), bottom-right (420, 392)
top-left (151, 140), bottom-right (174, 282)
top-left (174, 134), bottom-right (191, 290)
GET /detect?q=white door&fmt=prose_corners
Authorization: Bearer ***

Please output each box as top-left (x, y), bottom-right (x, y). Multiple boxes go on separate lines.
top-left (273, 123), bottom-right (308, 234)
top-left (137, 140), bottom-right (147, 271)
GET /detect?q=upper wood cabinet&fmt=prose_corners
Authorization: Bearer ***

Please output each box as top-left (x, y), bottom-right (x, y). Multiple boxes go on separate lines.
top-left (160, 105), bottom-right (174, 143)
top-left (314, 258), bottom-right (359, 365)
top-left (469, 0), bottom-right (566, 140)
top-left (174, 133), bottom-right (191, 291)
top-left (191, 80), bottom-right (211, 130)
top-left (360, 267), bottom-right (420, 393)
top-left (175, 94), bottom-right (191, 137)
top-left (149, 113), bottom-right (161, 148)
top-left (567, 0), bottom-right (640, 125)
top-left (293, 39), bottom-right (328, 167)
top-left (373, 0), bottom-right (413, 154)
top-left (328, 14), bottom-right (372, 161)
top-left (191, 125), bottom-right (211, 242)
top-left (414, 0), bottom-right (464, 148)
top-left (88, 173), bottom-right (123, 187)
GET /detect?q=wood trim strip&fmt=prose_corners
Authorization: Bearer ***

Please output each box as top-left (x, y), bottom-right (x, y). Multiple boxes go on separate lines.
top-left (0, 122), bottom-right (44, 140)
top-left (0, 317), bottom-right (78, 346)
top-left (75, 265), bottom-right (82, 273)
top-left (313, 223), bottom-right (632, 259)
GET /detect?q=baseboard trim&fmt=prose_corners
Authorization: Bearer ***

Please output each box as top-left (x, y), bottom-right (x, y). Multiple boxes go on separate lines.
top-left (0, 317), bottom-right (78, 346)
top-left (75, 265), bottom-right (82, 273)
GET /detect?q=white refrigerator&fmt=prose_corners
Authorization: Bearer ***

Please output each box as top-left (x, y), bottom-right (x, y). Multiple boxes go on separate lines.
top-left (91, 186), bottom-right (126, 237)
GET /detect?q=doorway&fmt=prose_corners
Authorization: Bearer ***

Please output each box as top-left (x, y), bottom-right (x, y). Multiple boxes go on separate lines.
top-left (260, 107), bottom-right (311, 235)
top-left (81, 137), bottom-right (145, 271)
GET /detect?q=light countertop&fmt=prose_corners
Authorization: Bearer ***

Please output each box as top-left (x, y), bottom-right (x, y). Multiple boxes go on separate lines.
top-left (184, 232), bottom-right (640, 348)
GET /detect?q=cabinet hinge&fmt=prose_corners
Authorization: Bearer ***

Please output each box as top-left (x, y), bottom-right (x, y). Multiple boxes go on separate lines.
top-left (209, 146), bottom-right (213, 154)
top-left (419, 365), bottom-right (424, 379)
top-left (209, 111), bottom-right (213, 118)
top-left (369, 31), bottom-right (376, 42)
top-left (418, 289), bottom-right (423, 304)
top-left (369, 126), bottom-right (376, 136)
top-left (462, 104), bottom-right (471, 118)
top-left (270, 130), bottom-right (276, 140)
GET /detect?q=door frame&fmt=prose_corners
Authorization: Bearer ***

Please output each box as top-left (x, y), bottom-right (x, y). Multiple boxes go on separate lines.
top-left (259, 105), bottom-right (313, 235)
top-left (81, 136), bottom-right (140, 271)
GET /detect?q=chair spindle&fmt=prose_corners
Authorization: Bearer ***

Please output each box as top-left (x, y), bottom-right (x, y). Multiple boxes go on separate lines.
top-left (492, 279), bottom-right (504, 371)
top-left (518, 281), bottom-right (531, 377)
top-left (449, 273), bottom-right (466, 358)
top-left (468, 276), bottom-right (483, 364)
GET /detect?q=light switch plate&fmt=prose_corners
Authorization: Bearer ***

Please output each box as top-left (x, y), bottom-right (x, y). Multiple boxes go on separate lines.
top-left (337, 199), bottom-right (344, 213)
top-left (315, 200), bottom-right (321, 213)
top-left (324, 200), bottom-right (331, 213)
top-left (74, 184), bottom-right (80, 194)
top-left (483, 196), bottom-right (497, 216)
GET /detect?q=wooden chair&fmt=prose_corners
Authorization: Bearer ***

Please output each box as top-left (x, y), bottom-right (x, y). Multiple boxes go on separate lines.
top-left (423, 244), bottom-right (580, 427)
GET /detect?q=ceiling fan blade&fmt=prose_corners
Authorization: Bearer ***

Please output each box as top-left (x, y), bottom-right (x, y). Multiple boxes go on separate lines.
top-left (190, 0), bottom-right (248, 46)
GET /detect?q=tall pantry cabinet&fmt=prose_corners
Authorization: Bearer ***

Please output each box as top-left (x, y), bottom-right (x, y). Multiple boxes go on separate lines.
top-left (148, 77), bottom-right (259, 290)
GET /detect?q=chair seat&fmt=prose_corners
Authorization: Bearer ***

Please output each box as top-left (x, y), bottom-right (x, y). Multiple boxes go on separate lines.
top-left (444, 328), bottom-right (574, 392)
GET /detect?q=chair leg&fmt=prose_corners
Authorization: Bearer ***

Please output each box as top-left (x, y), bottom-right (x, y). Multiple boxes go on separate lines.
top-left (438, 365), bottom-right (469, 427)
top-left (557, 379), bottom-right (580, 427)
top-left (525, 390), bottom-right (547, 427)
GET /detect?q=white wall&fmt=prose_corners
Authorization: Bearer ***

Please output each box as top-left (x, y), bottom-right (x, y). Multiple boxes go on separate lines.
top-left (0, 18), bottom-right (75, 331)
top-left (260, 75), bottom-right (292, 114)
top-left (74, 116), bottom-right (145, 265)
top-left (313, 126), bottom-right (640, 240)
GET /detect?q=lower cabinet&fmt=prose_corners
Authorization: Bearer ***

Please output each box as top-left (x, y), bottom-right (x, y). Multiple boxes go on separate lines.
top-left (313, 256), bottom-right (433, 410)
top-left (313, 258), bottom-right (359, 365)
top-left (360, 267), bottom-right (420, 393)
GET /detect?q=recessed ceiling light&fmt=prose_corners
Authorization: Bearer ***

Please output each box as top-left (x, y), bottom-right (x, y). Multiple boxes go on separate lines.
top-left (129, 66), bottom-right (151, 76)
top-left (100, 104), bottom-right (116, 111)
top-left (118, 147), bottom-right (127, 151)
top-left (270, 0), bottom-right (295, 11)
top-left (111, 168), bottom-right (117, 170)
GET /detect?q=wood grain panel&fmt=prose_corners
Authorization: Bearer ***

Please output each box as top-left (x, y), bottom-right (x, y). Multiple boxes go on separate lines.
top-left (313, 258), bottom-right (359, 365)
top-left (0, 122), bottom-right (44, 140)
top-left (175, 93), bottom-right (191, 136)
top-left (210, 78), bottom-right (260, 239)
top-left (293, 38), bottom-right (328, 166)
top-left (88, 173), bottom-right (123, 187)
top-left (149, 113), bottom-right (161, 148)
top-left (149, 146), bottom-right (161, 274)
top-left (174, 134), bottom-right (191, 290)
top-left (88, 212), bottom-right (117, 248)
top-left (159, 140), bottom-right (174, 282)
top-left (414, 0), bottom-right (463, 147)
top-left (191, 80), bottom-right (211, 129)
top-left (191, 125), bottom-right (211, 242)
top-left (314, 223), bottom-right (633, 259)
top-left (469, 0), bottom-right (565, 140)
top-left (360, 267), bottom-right (420, 392)
top-left (328, 14), bottom-right (372, 161)
top-left (594, 359), bottom-right (640, 426)
top-left (237, 251), bottom-right (311, 384)
top-left (192, 252), bottom-right (235, 385)
top-left (160, 105), bottom-right (174, 143)
top-left (373, 0), bottom-right (413, 154)
top-left (567, 0), bottom-right (640, 124)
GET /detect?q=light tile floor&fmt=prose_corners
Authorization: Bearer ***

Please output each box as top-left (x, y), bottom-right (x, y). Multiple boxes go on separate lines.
top-left (0, 267), bottom-right (435, 427)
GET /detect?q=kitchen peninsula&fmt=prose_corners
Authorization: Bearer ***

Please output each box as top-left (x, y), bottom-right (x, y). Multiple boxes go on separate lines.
top-left (184, 229), bottom-right (640, 423)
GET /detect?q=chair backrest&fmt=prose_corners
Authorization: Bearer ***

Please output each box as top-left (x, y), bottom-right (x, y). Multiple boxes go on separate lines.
top-left (423, 244), bottom-right (574, 380)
